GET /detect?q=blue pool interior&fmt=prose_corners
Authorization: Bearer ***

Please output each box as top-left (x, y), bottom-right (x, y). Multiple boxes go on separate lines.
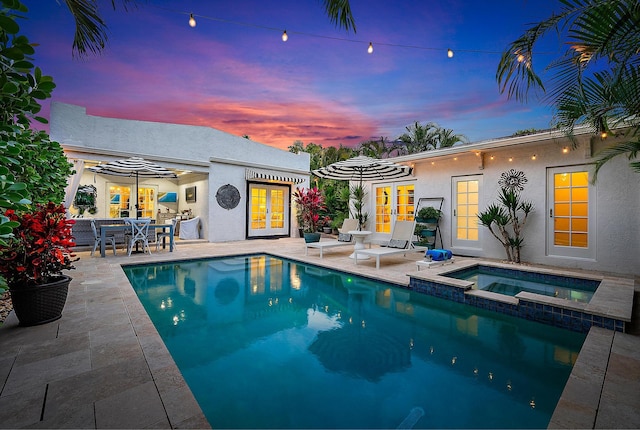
top-left (124, 255), bottom-right (586, 429)
top-left (443, 265), bottom-right (599, 303)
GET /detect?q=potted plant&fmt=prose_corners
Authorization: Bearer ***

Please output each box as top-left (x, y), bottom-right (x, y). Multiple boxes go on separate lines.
top-left (415, 206), bottom-right (442, 223)
top-left (293, 187), bottom-right (326, 243)
top-left (350, 184), bottom-right (369, 231)
top-left (0, 203), bottom-right (77, 326)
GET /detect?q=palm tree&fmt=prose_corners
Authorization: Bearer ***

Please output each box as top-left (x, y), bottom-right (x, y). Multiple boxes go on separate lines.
top-left (436, 128), bottom-right (468, 148)
top-left (397, 121), bottom-right (439, 154)
top-left (357, 137), bottom-right (398, 158)
top-left (496, 0), bottom-right (640, 179)
top-left (59, 0), bottom-right (355, 57)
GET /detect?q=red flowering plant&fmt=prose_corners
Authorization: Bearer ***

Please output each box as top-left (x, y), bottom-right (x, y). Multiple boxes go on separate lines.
top-left (293, 187), bottom-right (326, 233)
top-left (0, 203), bottom-right (77, 288)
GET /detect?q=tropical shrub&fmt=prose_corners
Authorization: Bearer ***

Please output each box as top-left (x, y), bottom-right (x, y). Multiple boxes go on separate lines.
top-left (0, 203), bottom-right (76, 288)
top-left (477, 170), bottom-right (533, 263)
top-left (293, 187), bottom-right (326, 233)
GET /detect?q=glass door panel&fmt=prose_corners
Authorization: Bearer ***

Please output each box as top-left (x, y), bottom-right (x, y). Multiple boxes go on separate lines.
top-left (270, 189), bottom-right (285, 229)
top-left (547, 166), bottom-right (595, 258)
top-left (452, 176), bottom-right (482, 248)
top-left (248, 184), bottom-right (289, 237)
top-left (374, 182), bottom-right (415, 235)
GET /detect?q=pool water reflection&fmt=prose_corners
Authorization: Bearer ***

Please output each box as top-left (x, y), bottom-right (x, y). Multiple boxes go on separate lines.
top-left (125, 254), bottom-right (585, 429)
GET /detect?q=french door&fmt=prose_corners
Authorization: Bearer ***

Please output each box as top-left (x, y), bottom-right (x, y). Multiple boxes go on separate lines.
top-left (373, 182), bottom-right (415, 234)
top-left (107, 184), bottom-right (156, 219)
top-left (547, 166), bottom-right (595, 259)
top-left (452, 175), bottom-right (482, 249)
top-left (248, 184), bottom-right (289, 237)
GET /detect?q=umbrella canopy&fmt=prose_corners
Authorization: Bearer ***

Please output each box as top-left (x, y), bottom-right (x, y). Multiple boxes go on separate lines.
top-left (89, 157), bottom-right (177, 218)
top-left (312, 155), bottom-right (412, 185)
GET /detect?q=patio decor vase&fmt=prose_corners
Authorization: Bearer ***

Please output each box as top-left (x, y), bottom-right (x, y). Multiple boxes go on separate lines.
top-left (304, 232), bottom-right (321, 243)
top-left (9, 275), bottom-right (71, 326)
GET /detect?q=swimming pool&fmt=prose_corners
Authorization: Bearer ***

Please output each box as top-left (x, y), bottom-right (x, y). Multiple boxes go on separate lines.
top-left (444, 265), bottom-right (598, 303)
top-left (125, 255), bottom-right (585, 429)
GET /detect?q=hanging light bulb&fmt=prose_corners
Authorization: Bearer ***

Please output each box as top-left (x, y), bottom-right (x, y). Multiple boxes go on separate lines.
top-left (447, 48), bottom-right (454, 58)
top-left (188, 13), bottom-right (196, 28)
top-left (601, 131), bottom-right (607, 139)
top-left (367, 42), bottom-right (373, 54)
top-left (282, 30), bottom-right (288, 42)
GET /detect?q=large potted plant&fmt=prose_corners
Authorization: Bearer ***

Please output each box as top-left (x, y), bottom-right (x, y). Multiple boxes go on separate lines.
top-left (0, 203), bottom-right (77, 326)
top-left (293, 187), bottom-right (326, 243)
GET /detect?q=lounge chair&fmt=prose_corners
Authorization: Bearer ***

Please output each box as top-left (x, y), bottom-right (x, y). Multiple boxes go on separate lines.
top-left (354, 220), bottom-right (415, 269)
top-left (305, 218), bottom-right (359, 258)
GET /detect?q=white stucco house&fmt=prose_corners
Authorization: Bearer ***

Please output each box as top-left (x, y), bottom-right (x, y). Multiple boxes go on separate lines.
top-left (359, 127), bottom-right (639, 277)
top-left (51, 102), bottom-right (310, 243)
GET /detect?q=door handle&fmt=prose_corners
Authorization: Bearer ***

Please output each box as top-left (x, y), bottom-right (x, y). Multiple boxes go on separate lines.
top-left (549, 209), bottom-right (553, 218)
top-left (453, 209), bottom-right (457, 216)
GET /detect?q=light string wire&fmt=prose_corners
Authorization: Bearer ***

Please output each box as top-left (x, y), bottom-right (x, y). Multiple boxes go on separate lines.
top-left (146, 4), bottom-right (554, 57)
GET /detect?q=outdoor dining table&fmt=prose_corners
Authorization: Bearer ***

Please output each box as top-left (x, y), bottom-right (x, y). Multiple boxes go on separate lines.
top-left (99, 223), bottom-right (174, 257)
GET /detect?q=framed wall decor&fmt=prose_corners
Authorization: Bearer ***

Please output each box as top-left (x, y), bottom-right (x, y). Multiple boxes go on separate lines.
top-left (185, 186), bottom-right (197, 203)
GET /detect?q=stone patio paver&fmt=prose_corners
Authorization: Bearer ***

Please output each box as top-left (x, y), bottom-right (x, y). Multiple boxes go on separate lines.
top-left (0, 238), bottom-right (637, 429)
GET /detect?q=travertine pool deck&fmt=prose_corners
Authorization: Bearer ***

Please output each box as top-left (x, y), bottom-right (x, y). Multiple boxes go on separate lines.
top-left (0, 238), bottom-right (638, 428)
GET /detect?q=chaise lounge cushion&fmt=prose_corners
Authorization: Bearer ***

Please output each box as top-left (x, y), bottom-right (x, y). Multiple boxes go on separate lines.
top-left (338, 232), bottom-right (352, 242)
top-left (388, 239), bottom-right (408, 249)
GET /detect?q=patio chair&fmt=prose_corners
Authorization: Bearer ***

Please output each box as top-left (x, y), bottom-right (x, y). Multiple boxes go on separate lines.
top-left (179, 216), bottom-right (200, 240)
top-left (305, 218), bottom-right (360, 258)
top-left (156, 217), bottom-right (177, 251)
top-left (127, 218), bottom-right (152, 256)
top-left (90, 219), bottom-right (116, 256)
top-left (354, 220), bottom-right (415, 269)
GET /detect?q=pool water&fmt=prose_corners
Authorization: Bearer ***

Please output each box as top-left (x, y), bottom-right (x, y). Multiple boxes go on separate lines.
top-left (444, 266), bottom-right (598, 303)
top-left (125, 255), bottom-right (586, 429)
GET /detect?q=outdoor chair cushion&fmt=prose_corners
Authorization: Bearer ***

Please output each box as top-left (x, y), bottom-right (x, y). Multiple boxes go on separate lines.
top-left (388, 239), bottom-right (408, 249)
top-left (338, 232), bottom-right (352, 242)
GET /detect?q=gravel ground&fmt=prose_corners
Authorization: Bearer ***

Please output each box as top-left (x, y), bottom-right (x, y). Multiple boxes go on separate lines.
top-left (0, 291), bottom-right (11, 324)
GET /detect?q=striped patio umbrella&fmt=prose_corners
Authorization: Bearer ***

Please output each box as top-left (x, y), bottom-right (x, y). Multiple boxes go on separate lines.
top-left (89, 157), bottom-right (177, 218)
top-left (312, 156), bottom-right (412, 185)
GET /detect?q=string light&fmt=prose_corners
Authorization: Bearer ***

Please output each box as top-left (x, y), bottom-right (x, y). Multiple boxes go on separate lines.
top-left (600, 131), bottom-right (607, 139)
top-left (531, 154), bottom-right (537, 160)
top-left (148, 5), bottom-right (552, 57)
top-left (282, 30), bottom-right (288, 42)
top-left (562, 147), bottom-right (569, 153)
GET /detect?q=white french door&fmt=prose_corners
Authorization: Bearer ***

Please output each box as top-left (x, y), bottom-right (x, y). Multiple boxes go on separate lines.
top-left (373, 182), bottom-right (415, 234)
top-left (107, 183), bottom-right (157, 219)
top-left (452, 175), bottom-right (482, 249)
top-left (547, 166), bottom-right (595, 259)
top-left (248, 184), bottom-right (289, 237)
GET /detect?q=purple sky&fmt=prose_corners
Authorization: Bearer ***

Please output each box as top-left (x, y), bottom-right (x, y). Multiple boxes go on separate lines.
top-left (23, 0), bottom-right (562, 150)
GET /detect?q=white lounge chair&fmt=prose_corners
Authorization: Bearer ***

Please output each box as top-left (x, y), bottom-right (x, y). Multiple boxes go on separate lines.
top-left (305, 218), bottom-right (359, 258)
top-left (354, 220), bottom-right (415, 269)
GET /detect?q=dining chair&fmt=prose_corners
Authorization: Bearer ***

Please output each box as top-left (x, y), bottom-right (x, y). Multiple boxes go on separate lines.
top-left (91, 219), bottom-right (117, 256)
top-left (156, 217), bottom-right (177, 251)
top-left (127, 218), bottom-right (152, 256)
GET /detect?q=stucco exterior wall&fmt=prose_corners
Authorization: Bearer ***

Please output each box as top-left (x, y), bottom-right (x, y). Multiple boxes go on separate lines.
top-left (51, 102), bottom-right (310, 243)
top-left (380, 133), bottom-right (639, 276)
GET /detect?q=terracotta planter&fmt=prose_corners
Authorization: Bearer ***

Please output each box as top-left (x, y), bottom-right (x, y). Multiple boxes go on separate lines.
top-left (303, 232), bottom-right (321, 243)
top-left (9, 275), bottom-right (71, 326)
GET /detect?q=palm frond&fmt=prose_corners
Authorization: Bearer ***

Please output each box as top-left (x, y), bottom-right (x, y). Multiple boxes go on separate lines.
top-left (593, 137), bottom-right (640, 181)
top-left (322, 0), bottom-right (356, 33)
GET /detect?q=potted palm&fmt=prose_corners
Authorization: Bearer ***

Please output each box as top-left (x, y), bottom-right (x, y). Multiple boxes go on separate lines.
top-left (0, 203), bottom-right (77, 326)
top-left (293, 187), bottom-right (326, 243)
